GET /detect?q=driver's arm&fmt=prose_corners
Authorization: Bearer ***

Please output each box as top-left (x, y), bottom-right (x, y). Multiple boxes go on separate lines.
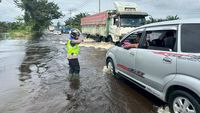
top-left (123, 43), bottom-right (139, 49)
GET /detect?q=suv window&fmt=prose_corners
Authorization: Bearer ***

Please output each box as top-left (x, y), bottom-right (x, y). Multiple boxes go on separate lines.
top-left (140, 30), bottom-right (177, 51)
top-left (120, 32), bottom-right (142, 47)
top-left (181, 24), bottom-right (200, 53)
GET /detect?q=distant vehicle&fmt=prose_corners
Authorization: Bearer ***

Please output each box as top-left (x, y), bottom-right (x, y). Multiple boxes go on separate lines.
top-left (61, 27), bottom-right (71, 34)
top-left (81, 1), bottom-right (148, 42)
top-left (53, 30), bottom-right (61, 35)
top-left (106, 19), bottom-right (200, 113)
top-left (48, 25), bottom-right (55, 32)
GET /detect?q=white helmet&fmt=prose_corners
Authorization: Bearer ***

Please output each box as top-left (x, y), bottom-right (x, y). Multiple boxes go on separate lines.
top-left (70, 28), bottom-right (81, 38)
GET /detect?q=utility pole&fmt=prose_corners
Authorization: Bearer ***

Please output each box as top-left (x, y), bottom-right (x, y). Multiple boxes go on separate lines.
top-left (69, 9), bottom-right (73, 17)
top-left (68, 8), bottom-right (75, 27)
top-left (99, 0), bottom-right (100, 13)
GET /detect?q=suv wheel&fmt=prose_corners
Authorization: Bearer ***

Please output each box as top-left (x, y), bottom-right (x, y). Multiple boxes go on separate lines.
top-left (168, 90), bottom-right (200, 113)
top-left (106, 58), bottom-right (116, 75)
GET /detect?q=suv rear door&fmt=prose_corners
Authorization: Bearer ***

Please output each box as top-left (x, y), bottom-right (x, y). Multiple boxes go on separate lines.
top-left (135, 25), bottom-right (178, 92)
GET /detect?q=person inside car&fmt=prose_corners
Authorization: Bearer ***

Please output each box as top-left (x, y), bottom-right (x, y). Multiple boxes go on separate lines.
top-left (122, 34), bottom-right (141, 49)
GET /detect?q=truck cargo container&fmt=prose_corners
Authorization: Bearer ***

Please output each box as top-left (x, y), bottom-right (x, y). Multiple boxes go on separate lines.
top-left (81, 2), bottom-right (148, 42)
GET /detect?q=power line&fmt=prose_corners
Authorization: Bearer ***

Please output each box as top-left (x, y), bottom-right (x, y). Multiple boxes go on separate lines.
top-left (99, 0), bottom-right (100, 13)
top-left (72, 0), bottom-right (94, 12)
top-left (77, 0), bottom-right (93, 11)
top-left (66, 0), bottom-right (94, 18)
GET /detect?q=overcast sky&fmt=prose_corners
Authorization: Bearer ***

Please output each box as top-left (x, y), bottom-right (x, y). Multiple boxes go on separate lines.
top-left (1, 0), bottom-right (200, 24)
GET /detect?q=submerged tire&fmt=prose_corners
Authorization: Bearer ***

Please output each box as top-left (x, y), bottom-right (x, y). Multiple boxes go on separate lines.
top-left (106, 58), bottom-right (116, 75)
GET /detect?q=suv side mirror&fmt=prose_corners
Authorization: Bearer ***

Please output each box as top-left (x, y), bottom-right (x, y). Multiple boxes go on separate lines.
top-left (115, 41), bottom-right (121, 47)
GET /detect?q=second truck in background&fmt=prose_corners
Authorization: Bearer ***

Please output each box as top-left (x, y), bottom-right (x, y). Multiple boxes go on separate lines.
top-left (81, 2), bottom-right (148, 42)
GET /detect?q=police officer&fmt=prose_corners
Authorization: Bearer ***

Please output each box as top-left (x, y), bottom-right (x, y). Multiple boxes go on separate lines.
top-left (66, 28), bottom-right (82, 80)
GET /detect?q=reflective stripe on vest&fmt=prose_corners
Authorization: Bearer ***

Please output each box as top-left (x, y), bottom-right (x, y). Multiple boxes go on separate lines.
top-left (66, 40), bottom-right (80, 59)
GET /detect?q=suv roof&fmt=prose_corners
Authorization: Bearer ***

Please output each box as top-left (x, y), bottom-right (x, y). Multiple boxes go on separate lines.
top-left (141, 18), bottom-right (200, 28)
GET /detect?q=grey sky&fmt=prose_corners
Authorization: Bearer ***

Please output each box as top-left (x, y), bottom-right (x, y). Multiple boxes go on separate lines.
top-left (0, 0), bottom-right (23, 22)
top-left (1, 0), bottom-right (200, 23)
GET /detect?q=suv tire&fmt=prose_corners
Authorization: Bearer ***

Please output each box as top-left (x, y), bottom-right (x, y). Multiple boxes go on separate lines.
top-left (168, 90), bottom-right (200, 113)
top-left (106, 58), bottom-right (116, 75)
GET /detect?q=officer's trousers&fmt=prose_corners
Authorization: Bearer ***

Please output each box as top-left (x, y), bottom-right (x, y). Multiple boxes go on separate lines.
top-left (68, 58), bottom-right (80, 74)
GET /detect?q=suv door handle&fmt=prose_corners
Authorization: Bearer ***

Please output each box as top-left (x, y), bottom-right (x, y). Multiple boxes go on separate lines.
top-left (163, 57), bottom-right (172, 64)
top-left (129, 51), bottom-right (135, 56)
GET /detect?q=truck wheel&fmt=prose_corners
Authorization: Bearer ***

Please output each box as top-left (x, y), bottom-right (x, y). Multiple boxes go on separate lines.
top-left (107, 36), bottom-right (113, 42)
top-left (168, 90), bottom-right (200, 113)
top-left (102, 36), bottom-right (106, 42)
top-left (95, 36), bottom-right (101, 42)
top-left (99, 36), bottom-right (103, 42)
top-left (86, 34), bottom-right (90, 38)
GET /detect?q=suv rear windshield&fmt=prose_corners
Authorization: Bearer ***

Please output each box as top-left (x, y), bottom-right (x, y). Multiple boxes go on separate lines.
top-left (181, 24), bottom-right (200, 53)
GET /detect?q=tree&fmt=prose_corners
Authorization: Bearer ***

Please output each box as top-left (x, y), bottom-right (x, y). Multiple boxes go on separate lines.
top-left (14, 0), bottom-right (63, 35)
top-left (0, 21), bottom-right (25, 33)
top-left (166, 15), bottom-right (180, 20)
top-left (146, 15), bottom-right (180, 24)
top-left (65, 13), bottom-right (89, 30)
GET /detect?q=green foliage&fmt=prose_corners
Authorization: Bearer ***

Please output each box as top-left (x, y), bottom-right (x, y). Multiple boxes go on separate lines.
top-left (0, 21), bottom-right (23, 32)
top-left (145, 15), bottom-right (180, 24)
top-left (0, 21), bottom-right (32, 38)
top-left (14, 0), bottom-right (63, 36)
top-left (65, 13), bottom-right (89, 30)
top-left (8, 28), bottom-right (31, 39)
top-left (166, 15), bottom-right (180, 20)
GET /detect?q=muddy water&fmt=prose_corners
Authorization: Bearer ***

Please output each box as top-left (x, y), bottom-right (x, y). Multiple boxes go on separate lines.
top-left (0, 33), bottom-right (169, 113)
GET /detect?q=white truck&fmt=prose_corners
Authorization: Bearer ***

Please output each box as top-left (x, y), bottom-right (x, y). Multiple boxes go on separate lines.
top-left (48, 25), bottom-right (55, 32)
top-left (81, 2), bottom-right (148, 42)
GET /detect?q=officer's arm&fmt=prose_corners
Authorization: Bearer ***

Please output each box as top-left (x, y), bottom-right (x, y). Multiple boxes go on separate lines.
top-left (71, 38), bottom-right (82, 44)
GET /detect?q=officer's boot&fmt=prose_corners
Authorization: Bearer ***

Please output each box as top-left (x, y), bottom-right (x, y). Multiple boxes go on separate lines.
top-left (68, 72), bottom-right (74, 81)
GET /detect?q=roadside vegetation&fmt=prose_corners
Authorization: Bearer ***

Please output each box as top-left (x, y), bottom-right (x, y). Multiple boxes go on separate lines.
top-left (14, 0), bottom-right (63, 38)
top-left (146, 15), bottom-right (180, 24)
top-left (0, 0), bottom-right (63, 39)
top-left (65, 13), bottom-right (89, 30)
top-left (0, 17), bottom-right (32, 39)
top-left (0, 0), bottom-right (63, 38)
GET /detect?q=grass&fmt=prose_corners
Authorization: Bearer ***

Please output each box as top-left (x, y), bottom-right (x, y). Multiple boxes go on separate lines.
top-left (2, 24), bottom-right (45, 39)
top-left (8, 29), bottom-right (32, 39)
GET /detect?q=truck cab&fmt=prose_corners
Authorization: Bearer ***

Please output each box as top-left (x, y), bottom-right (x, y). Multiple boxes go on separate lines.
top-left (81, 2), bottom-right (148, 42)
top-left (109, 2), bottom-right (148, 42)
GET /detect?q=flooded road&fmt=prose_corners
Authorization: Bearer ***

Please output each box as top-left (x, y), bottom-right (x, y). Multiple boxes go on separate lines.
top-left (0, 33), bottom-right (169, 113)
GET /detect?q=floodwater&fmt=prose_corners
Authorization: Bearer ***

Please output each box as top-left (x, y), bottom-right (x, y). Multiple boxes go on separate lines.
top-left (0, 33), bottom-right (169, 113)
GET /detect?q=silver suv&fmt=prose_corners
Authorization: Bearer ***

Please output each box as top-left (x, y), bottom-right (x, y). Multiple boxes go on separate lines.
top-left (106, 19), bottom-right (200, 113)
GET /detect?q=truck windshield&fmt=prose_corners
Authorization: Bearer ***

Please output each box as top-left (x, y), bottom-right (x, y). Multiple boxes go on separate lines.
top-left (120, 15), bottom-right (145, 27)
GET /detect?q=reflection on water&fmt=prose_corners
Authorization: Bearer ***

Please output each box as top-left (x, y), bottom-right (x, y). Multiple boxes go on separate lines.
top-left (18, 40), bottom-right (51, 81)
top-left (70, 79), bottom-right (80, 90)
top-left (0, 33), bottom-right (10, 39)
